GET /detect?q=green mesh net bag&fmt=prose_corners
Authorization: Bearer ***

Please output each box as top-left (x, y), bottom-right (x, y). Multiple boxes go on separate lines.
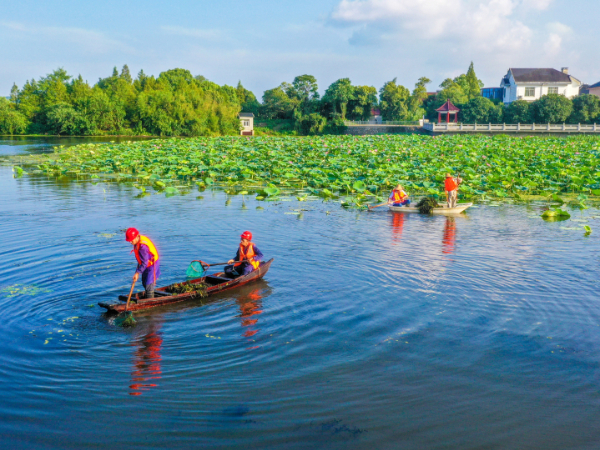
top-left (186, 260), bottom-right (207, 279)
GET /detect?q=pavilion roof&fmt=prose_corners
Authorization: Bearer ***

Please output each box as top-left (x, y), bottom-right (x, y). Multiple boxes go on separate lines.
top-left (436, 100), bottom-right (460, 112)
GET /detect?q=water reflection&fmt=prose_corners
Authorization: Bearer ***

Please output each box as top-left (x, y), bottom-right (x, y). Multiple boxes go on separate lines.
top-left (442, 216), bottom-right (457, 255)
top-left (237, 288), bottom-right (264, 347)
top-left (390, 212), bottom-right (405, 243)
top-left (130, 321), bottom-right (163, 396)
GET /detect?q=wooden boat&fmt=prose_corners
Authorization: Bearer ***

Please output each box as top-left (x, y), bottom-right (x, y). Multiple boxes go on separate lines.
top-left (99, 258), bottom-right (273, 313)
top-left (389, 202), bottom-right (473, 214)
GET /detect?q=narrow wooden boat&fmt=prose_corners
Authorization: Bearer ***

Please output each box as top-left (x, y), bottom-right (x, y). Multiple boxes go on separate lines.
top-left (99, 258), bottom-right (273, 313)
top-left (389, 202), bottom-right (473, 215)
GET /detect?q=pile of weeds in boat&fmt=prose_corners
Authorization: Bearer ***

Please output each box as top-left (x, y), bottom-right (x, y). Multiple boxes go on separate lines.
top-left (415, 196), bottom-right (441, 214)
top-left (10, 134), bottom-right (600, 209)
top-left (167, 281), bottom-right (208, 299)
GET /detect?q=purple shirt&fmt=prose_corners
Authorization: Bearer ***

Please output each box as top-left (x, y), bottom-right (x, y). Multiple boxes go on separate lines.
top-left (135, 243), bottom-right (160, 286)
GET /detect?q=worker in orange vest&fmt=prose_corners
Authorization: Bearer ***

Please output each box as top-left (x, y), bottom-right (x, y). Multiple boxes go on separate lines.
top-left (445, 173), bottom-right (462, 208)
top-left (388, 184), bottom-right (411, 207)
top-left (225, 231), bottom-right (264, 278)
top-left (126, 228), bottom-right (160, 299)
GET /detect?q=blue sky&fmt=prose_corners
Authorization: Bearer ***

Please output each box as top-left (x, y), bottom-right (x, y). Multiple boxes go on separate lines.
top-left (2, 0), bottom-right (599, 98)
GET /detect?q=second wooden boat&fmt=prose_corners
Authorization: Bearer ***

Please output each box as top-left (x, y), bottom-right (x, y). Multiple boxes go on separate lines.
top-left (389, 203), bottom-right (473, 214)
top-left (99, 258), bottom-right (273, 313)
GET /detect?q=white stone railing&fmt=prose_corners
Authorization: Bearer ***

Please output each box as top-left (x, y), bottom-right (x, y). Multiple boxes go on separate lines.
top-left (345, 120), bottom-right (421, 126)
top-left (422, 122), bottom-right (600, 132)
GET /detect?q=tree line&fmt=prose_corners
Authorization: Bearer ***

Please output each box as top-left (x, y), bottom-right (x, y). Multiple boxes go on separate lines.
top-left (1, 63), bottom-right (599, 136)
top-left (0, 66), bottom-right (242, 136)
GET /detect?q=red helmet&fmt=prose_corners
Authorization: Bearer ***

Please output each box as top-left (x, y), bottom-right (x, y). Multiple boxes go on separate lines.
top-left (125, 227), bottom-right (139, 242)
top-left (240, 231), bottom-right (252, 241)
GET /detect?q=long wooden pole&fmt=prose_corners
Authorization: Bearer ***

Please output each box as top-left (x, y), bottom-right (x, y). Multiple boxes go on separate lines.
top-left (368, 202), bottom-right (388, 210)
top-left (124, 280), bottom-right (136, 312)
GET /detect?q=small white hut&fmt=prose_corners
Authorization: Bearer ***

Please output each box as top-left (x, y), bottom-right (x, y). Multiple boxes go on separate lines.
top-left (239, 113), bottom-right (254, 136)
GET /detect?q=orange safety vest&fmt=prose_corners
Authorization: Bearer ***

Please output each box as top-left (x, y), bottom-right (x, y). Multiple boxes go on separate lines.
top-left (235, 243), bottom-right (260, 270)
top-left (134, 236), bottom-right (159, 267)
top-left (392, 189), bottom-right (408, 203)
top-left (445, 177), bottom-right (458, 192)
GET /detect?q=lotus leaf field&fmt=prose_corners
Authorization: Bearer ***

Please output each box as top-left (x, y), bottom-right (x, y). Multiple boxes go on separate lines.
top-left (10, 134), bottom-right (600, 209)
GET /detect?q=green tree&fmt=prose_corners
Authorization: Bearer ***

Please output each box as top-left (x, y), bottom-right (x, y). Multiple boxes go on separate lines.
top-left (569, 94), bottom-right (600, 124)
top-left (322, 78), bottom-right (354, 119)
top-left (464, 62), bottom-right (484, 99)
top-left (438, 78), bottom-right (468, 105)
top-left (408, 76), bottom-right (431, 120)
top-left (504, 100), bottom-right (530, 123)
top-left (347, 85), bottom-right (377, 121)
top-left (379, 78), bottom-right (410, 120)
top-left (461, 97), bottom-right (503, 123)
top-left (45, 102), bottom-right (87, 135)
top-left (0, 97), bottom-right (28, 134)
top-left (530, 94), bottom-right (573, 123)
top-left (120, 64), bottom-right (132, 84)
top-left (10, 84), bottom-right (18, 103)
top-left (236, 81), bottom-right (260, 116)
top-left (290, 75), bottom-right (319, 115)
top-left (322, 116), bottom-right (347, 135)
top-left (295, 113), bottom-right (326, 135)
top-left (157, 68), bottom-right (194, 89)
top-left (261, 85), bottom-right (296, 119)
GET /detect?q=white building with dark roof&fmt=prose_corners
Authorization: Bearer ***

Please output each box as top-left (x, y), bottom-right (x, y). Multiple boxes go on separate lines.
top-left (239, 112), bottom-right (254, 136)
top-left (500, 68), bottom-right (582, 104)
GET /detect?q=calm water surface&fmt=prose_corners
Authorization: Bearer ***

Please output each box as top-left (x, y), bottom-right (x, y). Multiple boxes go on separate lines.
top-left (0, 136), bottom-right (161, 156)
top-left (2, 138), bottom-right (600, 449)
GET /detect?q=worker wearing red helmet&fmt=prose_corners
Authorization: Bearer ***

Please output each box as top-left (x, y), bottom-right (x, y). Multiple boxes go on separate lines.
top-left (225, 231), bottom-right (264, 278)
top-left (126, 228), bottom-right (160, 299)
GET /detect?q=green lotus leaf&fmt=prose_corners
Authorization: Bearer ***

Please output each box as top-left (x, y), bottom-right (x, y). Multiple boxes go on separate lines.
top-left (264, 187), bottom-right (280, 197)
top-left (352, 181), bottom-right (366, 192)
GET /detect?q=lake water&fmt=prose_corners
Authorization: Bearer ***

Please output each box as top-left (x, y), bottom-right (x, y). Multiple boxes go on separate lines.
top-left (2, 137), bottom-right (600, 449)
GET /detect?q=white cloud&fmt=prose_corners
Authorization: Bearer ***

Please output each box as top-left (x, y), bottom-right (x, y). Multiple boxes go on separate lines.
top-left (543, 22), bottom-right (572, 55)
top-left (544, 33), bottom-right (562, 55)
top-left (523, 0), bottom-right (552, 10)
top-left (546, 21), bottom-right (572, 36)
top-left (331, 0), bottom-right (533, 51)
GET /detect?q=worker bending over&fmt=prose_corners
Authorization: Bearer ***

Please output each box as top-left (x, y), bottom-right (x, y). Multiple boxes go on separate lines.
top-left (126, 228), bottom-right (160, 299)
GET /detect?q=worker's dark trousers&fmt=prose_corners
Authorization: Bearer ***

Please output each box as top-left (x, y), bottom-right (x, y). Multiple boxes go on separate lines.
top-left (143, 283), bottom-right (155, 299)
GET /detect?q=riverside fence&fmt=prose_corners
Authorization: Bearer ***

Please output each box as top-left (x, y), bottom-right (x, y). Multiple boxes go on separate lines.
top-left (423, 122), bottom-right (600, 133)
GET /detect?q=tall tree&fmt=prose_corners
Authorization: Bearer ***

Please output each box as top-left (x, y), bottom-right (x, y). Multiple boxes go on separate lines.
top-left (347, 85), bottom-right (377, 121)
top-left (120, 64), bottom-right (132, 84)
top-left (10, 84), bottom-right (18, 103)
top-left (408, 76), bottom-right (431, 119)
top-left (322, 78), bottom-right (354, 119)
top-left (291, 75), bottom-right (319, 115)
top-left (236, 81), bottom-right (260, 115)
top-left (261, 85), bottom-right (296, 119)
top-left (379, 78), bottom-right (410, 121)
top-left (464, 62), bottom-right (484, 99)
